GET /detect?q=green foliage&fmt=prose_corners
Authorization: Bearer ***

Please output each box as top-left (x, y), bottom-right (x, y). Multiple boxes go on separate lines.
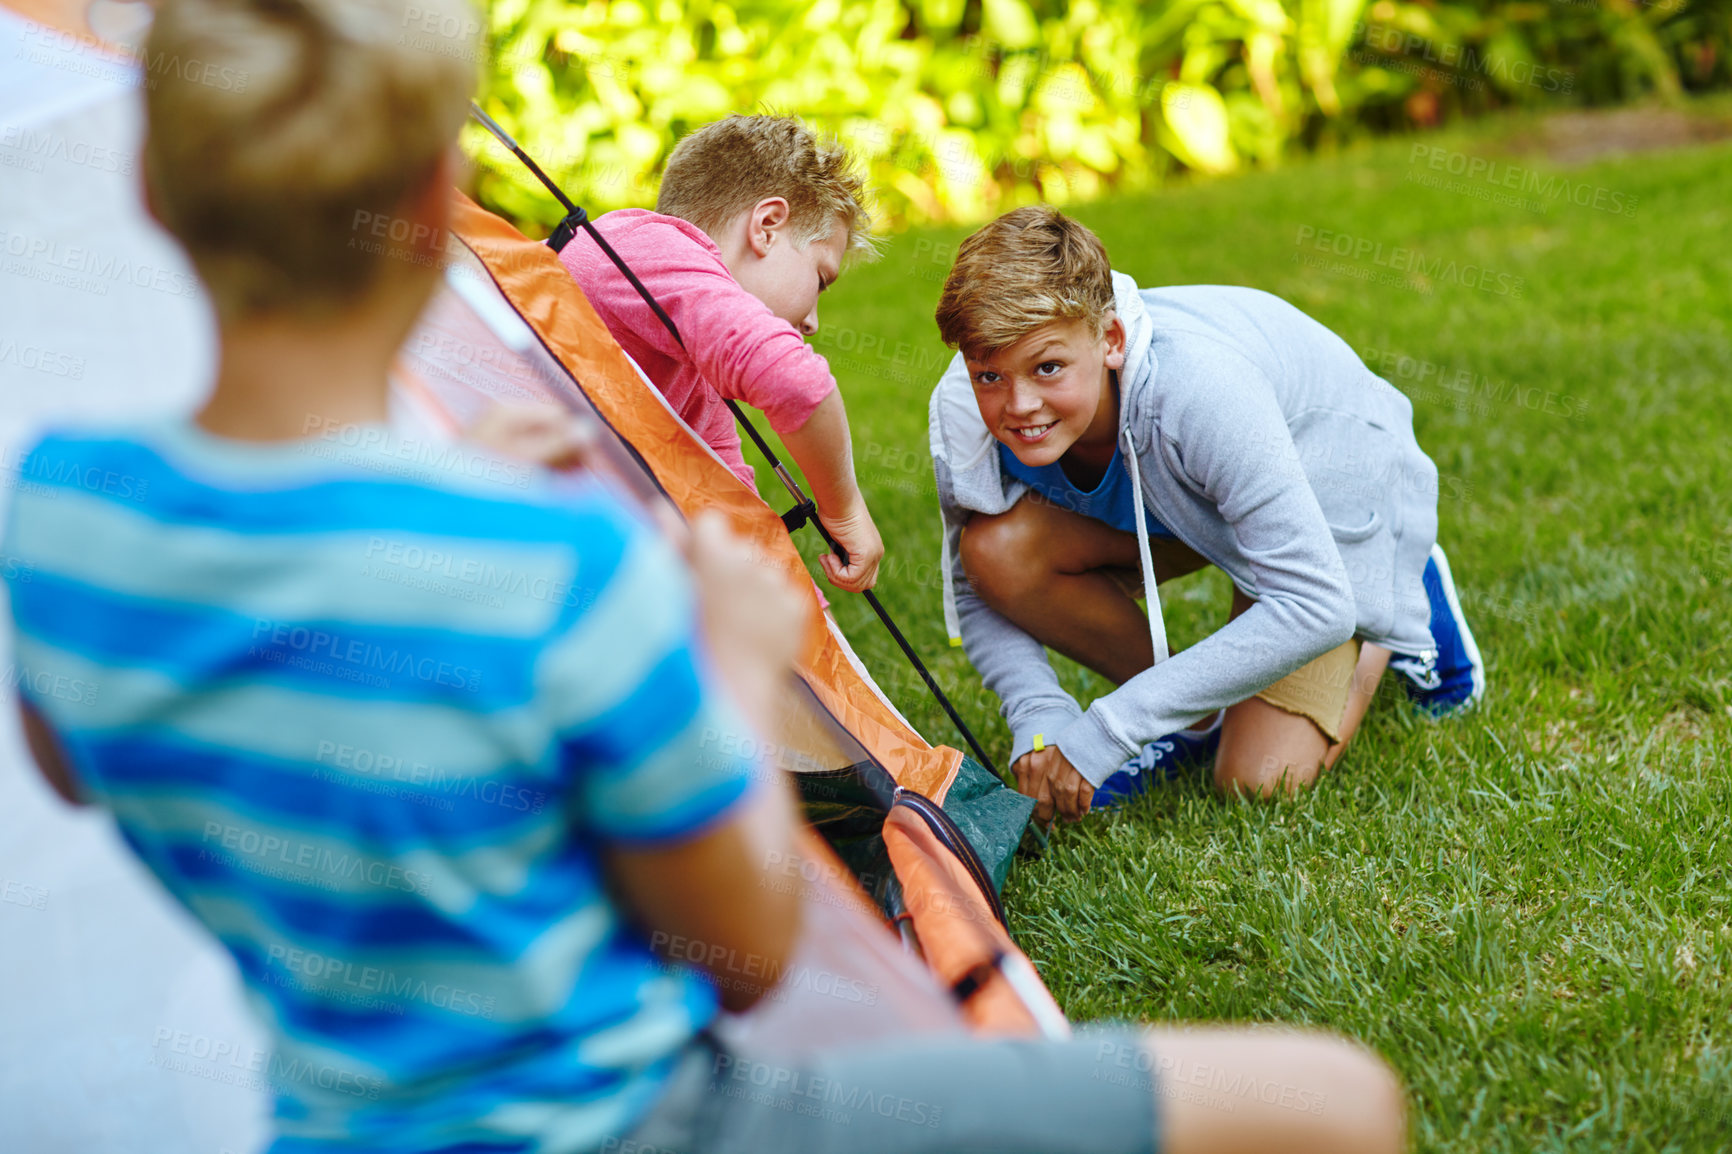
top-left (470, 0), bottom-right (1729, 234)
top-left (1344, 0), bottom-right (1721, 131)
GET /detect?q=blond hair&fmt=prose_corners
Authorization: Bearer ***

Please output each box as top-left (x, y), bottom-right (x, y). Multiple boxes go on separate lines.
top-left (934, 205), bottom-right (1115, 358)
top-left (142, 0), bottom-right (478, 322)
top-left (656, 114), bottom-right (881, 263)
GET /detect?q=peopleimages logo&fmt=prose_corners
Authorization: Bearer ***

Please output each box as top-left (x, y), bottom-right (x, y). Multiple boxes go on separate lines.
top-left (1355, 22), bottom-right (1574, 93)
top-left (265, 944), bottom-right (498, 1018)
top-left (1360, 346), bottom-right (1588, 422)
top-left (0, 337), bottom-right (85, 379)
top-left (0, 228), bottom-right (201, 298)
top-left (0, 442), bottom-right (149, 502)
top-left (1294, 225), bottom-right (1525, 298)
top-left (2, 877), bottom-right (49, 910)
top-left (313, 740), bottom-right (547, 815)
top-left (300, 415), bottom-right (532, 490)
top-left (0, 124), bottom-right (134, 175)
top-left (0, 661), bottom-right (98, 707)
top-left (150, 1028), bottom-right (384, 1101)
top-left (362, 537), bottom-right (597, 609)
top-left (649, 929), bottom-right (881, 1007)
top-left (248, 619), bottom-right (482, 692)
top-left (201, 821), bottom-right (432, 897)
top-left (710, 1054), bottom-right (943, 1128)
top-left (18, 24), bottom-right (251, 93)
top-left (1407, 145), bottom-right (1638, 218)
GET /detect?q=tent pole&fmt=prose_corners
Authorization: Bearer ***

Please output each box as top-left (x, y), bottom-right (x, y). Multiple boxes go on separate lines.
top-left (466, 104), bottom-right (1004, 782)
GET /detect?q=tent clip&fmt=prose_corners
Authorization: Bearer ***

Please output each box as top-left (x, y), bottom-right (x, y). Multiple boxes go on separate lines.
top-left (781, 498), bottom-right (818, 535)
top-left (949, 952), bottom-right (1005, 1004)
top-left (547, 207), bottom-right (590, 254)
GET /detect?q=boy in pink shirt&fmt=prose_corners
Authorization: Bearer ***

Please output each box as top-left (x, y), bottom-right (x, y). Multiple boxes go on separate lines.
top-left (561, 115), bottom-right (884, 591)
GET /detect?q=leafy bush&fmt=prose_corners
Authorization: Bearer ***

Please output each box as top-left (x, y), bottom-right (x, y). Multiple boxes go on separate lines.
top-left (468, 0), bottom-right (1729, 235)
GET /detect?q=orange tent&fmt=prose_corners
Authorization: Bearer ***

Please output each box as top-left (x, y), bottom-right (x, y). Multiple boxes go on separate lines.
top-left (402, 191), bottom-right (1062, 1035)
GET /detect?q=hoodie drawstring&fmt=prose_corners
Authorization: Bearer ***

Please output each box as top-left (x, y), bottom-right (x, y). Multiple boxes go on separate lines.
top-left (940, 503), bottom-right (963, 647)
top-left (1121, 427), bottom-right (1170, 665)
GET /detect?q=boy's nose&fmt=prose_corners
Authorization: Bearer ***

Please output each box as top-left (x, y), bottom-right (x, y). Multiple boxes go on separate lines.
top-left (1007, 382), bottom-right (1043, 415)
top-left (799, 307), bottom-right (819, 337)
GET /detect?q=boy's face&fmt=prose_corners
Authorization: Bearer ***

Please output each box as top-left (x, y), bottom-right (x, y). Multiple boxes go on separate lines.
top-left (727, 205), bottom-right (848, 337)
top-left (965, 315), bottom-right (1126, 465)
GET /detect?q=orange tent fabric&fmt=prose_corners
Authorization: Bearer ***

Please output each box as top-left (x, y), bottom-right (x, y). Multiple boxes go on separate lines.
top-left (451, 194), bottom-right (964, 803)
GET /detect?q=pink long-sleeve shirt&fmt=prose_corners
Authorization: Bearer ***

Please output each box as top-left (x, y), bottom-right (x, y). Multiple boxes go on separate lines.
top-left (559, 209), bottom-right (838, 490)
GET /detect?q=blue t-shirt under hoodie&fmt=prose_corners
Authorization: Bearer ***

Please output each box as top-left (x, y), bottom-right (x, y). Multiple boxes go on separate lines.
top-left (996, 440), bottom-right (1174, 537)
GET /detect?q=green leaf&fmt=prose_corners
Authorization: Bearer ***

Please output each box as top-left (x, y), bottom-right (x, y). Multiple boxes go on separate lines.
top-left (982, 0), bottom-right (1041, 49)
top-left (1160, 81), bottom-right (1239, 173)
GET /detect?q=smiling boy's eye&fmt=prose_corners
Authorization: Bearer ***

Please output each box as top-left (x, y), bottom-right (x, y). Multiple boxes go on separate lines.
top-left (1036, 361), bottom-right (1062, 375)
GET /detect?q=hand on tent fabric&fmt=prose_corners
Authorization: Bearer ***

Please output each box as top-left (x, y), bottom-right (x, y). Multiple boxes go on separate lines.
top-left (816, 496), bottom-right (884, 592)
top-left (686, 511), bottom-right (809, 737)
top-left (1014, 746), bottom-right (1095, 825)
top-left (464, 402), bottom-right (598, 471)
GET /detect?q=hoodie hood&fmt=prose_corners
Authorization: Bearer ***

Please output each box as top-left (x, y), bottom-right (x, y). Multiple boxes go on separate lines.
top-left (928, 270), bottom-right (1153, 516)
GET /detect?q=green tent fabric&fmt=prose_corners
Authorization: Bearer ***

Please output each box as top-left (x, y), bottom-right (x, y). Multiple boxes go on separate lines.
top-left (938, 757), bottom-right (1037, 895)
top-left (797, 756), bottom-right (1034, 910)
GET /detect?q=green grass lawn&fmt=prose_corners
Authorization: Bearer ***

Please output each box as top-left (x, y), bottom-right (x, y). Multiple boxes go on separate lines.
top-left (753, 103), bottom-right (1732, 1152)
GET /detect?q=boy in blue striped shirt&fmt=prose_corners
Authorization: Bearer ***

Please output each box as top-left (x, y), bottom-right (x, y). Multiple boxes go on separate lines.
top-left (2, 2), bottom-right (1406, 1152)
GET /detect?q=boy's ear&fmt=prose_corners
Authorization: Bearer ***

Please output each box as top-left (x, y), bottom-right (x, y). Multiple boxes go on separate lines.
top-left (745, 197), bottom-right (792, 258)
top-left (1103, 312), bottom-right (1127, 370)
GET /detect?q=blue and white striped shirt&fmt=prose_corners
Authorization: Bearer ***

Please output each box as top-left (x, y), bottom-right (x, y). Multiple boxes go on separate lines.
top-left (2, 420), bottom-right (761, 1153)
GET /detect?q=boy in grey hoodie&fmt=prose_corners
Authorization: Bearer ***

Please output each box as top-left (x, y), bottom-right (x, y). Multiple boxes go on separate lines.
top-left (929, 206), bottom-right (1483, 823)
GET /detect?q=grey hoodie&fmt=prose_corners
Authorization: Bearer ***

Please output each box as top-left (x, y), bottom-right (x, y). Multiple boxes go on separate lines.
top-left (929, 273), bottom-right (1441, 787)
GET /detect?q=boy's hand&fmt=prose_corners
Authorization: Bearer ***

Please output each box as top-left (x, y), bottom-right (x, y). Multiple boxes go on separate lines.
top-left (1014, 746), bottom-right (1095, 824)
top-left (817, 496), bottom-right (884, 592)
top-left (465, 402), bottom-right (597, 471)
top-left (685, 511), bottom-right (809, 734)
top-left (775, 391), bottom-right (882, 592)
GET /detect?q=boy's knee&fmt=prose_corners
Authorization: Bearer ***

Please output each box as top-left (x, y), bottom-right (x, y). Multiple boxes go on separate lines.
top-left (1143, 1027), bottom-right (1404, 1153)
top-left (959, 511), bottom-right (1044, 605)
top-left (1360, 1057), bottom-right (1407, 1153)
top-left (1212, 750), bottom-right (1321, 798)
top-left (1303, 1038), bottom-right (1407, 1153)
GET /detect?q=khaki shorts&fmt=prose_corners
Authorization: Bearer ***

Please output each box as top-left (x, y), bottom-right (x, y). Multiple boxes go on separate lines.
top-left (1104, 565), bottom-right (1360, 743)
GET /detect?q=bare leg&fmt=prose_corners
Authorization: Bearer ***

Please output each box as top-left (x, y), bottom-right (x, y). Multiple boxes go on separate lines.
top-left (1324, 643), bottom-right (1391, 770)
top-left (1213, 696), bottom-right (1331, 798)
top-left (1213, 597), bottom-right (1388, 798)
top-left (963, 500), bottom-right (1389, 796)
top-left (959, 497), bottom-right (1206, 685)
top-left (1141, 1027), bottom-right (1406, 1154)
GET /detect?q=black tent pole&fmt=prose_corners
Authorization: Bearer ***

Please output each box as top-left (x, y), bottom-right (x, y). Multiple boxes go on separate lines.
top-left (466, 104), bottom-right (1003, 783)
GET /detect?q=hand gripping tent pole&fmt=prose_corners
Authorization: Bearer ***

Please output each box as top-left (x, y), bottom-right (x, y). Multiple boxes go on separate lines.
top-left (468, 103), bottom-right (1002, 783)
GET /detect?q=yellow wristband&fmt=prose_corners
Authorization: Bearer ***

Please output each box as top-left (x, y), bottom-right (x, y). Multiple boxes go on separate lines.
top-left (1031, 733), bottom-right (1045, 752)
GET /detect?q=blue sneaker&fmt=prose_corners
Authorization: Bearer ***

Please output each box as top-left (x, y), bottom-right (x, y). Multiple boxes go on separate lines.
top-left (1090, 720), bottom-right (1222, 810)
top-left (1390, 544), bottom-right (1484, 716)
